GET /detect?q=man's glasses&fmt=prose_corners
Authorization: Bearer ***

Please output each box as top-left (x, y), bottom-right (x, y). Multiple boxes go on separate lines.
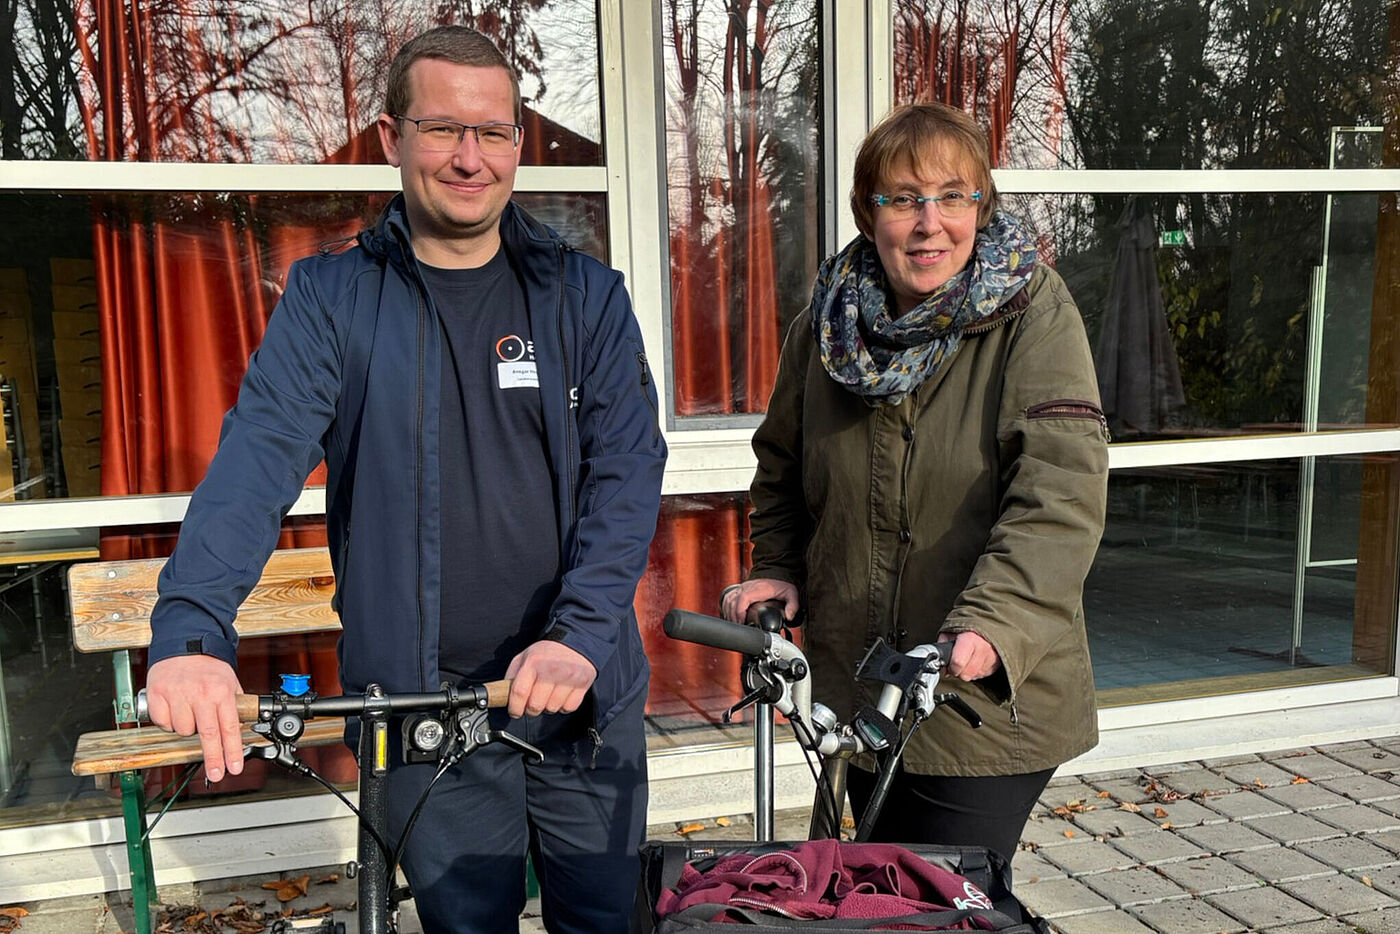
top-left (869, 190), bottom-right (982, 218)
top-left (395, 116), bottom-right (523, 155)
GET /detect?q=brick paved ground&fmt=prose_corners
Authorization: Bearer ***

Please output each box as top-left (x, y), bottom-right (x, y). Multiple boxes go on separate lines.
top-left (16, 736), bottom-right (1400, 932)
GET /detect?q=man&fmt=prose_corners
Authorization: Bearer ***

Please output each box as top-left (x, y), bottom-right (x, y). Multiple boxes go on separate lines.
top-left (144, 26), bottom-right (666, 933)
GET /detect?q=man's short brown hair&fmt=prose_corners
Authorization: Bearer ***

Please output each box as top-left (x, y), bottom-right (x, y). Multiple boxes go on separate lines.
top-left (384, 26), bottom-right (521, 121)
top-left (849, 102), bottom-right (998, 239)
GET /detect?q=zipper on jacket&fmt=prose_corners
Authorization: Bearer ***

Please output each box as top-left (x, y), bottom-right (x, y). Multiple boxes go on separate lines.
top-left (555, 243), bottom-right (578, 532)
top-left (412, 284), bottom-right (428, 690)
top-left (587, 727), bottom-right (603, 769)
top-left (637, 351), bottom-right (661, 443)
top-left (1026, 399), bottom-right (1110, 438)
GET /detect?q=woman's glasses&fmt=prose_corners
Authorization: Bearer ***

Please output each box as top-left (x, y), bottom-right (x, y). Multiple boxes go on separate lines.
top-left (869, 190), bottom-right (982, 218)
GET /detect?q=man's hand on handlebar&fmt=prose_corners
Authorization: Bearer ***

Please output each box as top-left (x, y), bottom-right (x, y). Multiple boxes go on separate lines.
top-left (720, 578), bottom-right (800, 625)
top-left (505, 640), bottom-right (597, 719)
top-left (944, 630), bottom-right (1002, 681)
top-left (145, 655), bottom-right (245, 783)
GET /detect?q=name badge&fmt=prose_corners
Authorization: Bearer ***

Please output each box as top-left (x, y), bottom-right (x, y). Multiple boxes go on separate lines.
top-left (498, 361), bottom-right (539, 389)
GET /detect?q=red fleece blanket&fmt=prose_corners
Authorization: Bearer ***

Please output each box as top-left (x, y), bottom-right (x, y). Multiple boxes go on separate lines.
top-left (654, 839), bottom-right (1000, 929)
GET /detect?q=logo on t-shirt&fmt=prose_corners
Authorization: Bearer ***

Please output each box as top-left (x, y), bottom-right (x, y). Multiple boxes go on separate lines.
top-left (495, 334), bottom-right (538, 389)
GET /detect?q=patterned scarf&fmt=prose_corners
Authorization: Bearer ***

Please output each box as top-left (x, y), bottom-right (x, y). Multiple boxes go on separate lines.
top-left (812, 210), bottom-right (1037, 406)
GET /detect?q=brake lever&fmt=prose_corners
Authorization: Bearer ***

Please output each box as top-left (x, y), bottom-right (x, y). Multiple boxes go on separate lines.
top-left (489, 730), bottom-right (545, 764)
top-left (935, 692), bottom-right (983, 729)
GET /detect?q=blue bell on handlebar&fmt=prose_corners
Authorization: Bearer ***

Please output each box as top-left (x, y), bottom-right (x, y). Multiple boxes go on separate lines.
top-left (279, 673), bottom-right (312, 696)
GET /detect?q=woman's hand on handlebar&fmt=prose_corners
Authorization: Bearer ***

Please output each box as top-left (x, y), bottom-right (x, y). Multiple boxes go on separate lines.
top-left (145, 655), bottom-right (245, 783)
top-left (944, 630), bottom-right (1002, 681)
top-left (720, 578), bottom-right (800, 625)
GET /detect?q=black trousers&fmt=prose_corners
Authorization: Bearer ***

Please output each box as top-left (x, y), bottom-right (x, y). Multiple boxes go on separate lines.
top-left (386, 690), bottom-right (648, 934)
top-left (846, 764), bottom-right (1055, 864)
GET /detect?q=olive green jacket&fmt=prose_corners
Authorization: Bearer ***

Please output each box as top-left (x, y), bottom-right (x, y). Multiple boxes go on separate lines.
top-left (748, 264), bottom-right (1108, 776)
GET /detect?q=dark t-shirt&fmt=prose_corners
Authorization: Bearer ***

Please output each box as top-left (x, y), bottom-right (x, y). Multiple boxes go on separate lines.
top-left (418, 250), bottom-right (562, 683)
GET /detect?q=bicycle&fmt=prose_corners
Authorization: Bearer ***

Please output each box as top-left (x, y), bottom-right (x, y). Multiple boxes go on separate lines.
top-left (137, 677), bottom-right (535, 934)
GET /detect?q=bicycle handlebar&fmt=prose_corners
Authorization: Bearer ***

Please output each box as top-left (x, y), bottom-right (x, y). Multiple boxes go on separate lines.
top-left (137, 680), bottom-right (513, 725)
top-left (664, 608), bottom-right (771, 656)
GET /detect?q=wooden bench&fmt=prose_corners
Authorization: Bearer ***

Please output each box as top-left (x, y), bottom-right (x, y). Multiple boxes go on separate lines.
top-left (69, 547), bottom-right (344, 934)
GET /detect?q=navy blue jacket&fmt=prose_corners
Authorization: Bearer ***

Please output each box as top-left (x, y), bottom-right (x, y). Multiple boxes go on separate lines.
top-left (149, 198), bottom-right (667, 731)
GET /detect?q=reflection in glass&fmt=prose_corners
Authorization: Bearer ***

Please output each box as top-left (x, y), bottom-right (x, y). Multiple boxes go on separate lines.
top-left (1000, 191), bottom-right (1400, 439)
top-left (0, 191), bottom-right (607, 502)
top-left (893, 0), bottom-right (1396, 171)
top-left (5, 1), bottom-right (600, 164)
top-left (664, 1), bottom-right (821, 417)
top-left (1089, 456), bottom-right (1395, 702)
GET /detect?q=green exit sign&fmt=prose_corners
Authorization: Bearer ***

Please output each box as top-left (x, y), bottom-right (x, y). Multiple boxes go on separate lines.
top-left (1159, 230), bottom-right (1186, 247)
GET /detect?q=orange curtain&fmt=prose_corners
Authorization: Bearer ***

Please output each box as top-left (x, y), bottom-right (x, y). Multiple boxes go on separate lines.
top-left (75, 0), bottom-right (358, 785)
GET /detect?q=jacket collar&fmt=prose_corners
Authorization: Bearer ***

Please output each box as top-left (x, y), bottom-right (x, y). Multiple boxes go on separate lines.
top-left (356, 194), bottom-right (563, 270)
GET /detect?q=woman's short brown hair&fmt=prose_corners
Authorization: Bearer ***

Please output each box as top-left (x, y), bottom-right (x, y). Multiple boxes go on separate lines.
top-left (849, 102), bottom-right (998, 238)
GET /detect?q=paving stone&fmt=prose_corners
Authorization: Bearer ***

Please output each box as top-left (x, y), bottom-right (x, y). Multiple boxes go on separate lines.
top-left (1228, 847), bottom-right (1338, 884)
top-left (1313, 803), bottom-right (1400, 835)
top-left (1013, 847), bottom-right (1066, 883)
top-left (1260, 783), bottom-right (1357, 812)
top-left (1013, 876), bottom-right (1114, 918)
top-left (1202, 753), bottom-right (1265, 768)
top-left (1205, 789), bottom-right (1292, 821)
top-left (1021, 815), bottom-right (1083, 848)
top-left (1296, 836), bottom-right (1399, 872)
top-left (1176, 821), bottom-right (1280, 854)
top-left (1109, 830), bottom-right (1209, 866)
top-left (1350, 866), bottom-right (1400, 901)
top-left (1145, 797), bottom-right (1227, 827)
top-left (1220, 761), bottom-right (1309, 789)
top-left (1207, 885), bottom-right (1324, 928)
top-left (1261, 920), bottom-right (1376, 934)
top-left (1318, 773), bottom-right (1400, 803)
top-left (1043, 779), bottom-right (1104, 805)
top-left (1268, 752), bottom-right (1363, 782)
top-left (1339, 906), bottom-right (1400, 933)
top-left (1086, 777), bottom-right (1156, 804)
top-left (1069, 807), bottom-right (1162, 838)
top-left (1141, 760), bottom-right (1199, 775)
top-left (1246, 812), bottom-right (1349, 845)
top-left (1161, 767), bottom-right (1243, 796)
top-left (1079, 768), bottom-right (1144, 783)
top-left (1282, 872), bottom-right (1400, 915)
top-left (1129, 897), bottom-right (1246, 933)
top-left (1079, 865), bottom-right (1192, 907)
top-left (1364, 828), bottom-right (1400, 854)
top-left (1039, 839), bottom-right (1141, 875)
top-left (1325, 747), bottom-right (1400, 775)
top-left (1155, 856), bottom-right (1263, 896)
top-left (1049, 908), bottom-right (1157, 933)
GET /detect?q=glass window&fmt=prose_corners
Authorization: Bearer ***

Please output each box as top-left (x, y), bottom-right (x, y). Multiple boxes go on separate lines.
top-left (998, 190), bottom-right (1400, 439)
top-left (663, 0), bottom-right (822, 418)
top-left (1091, 454), bottom-right (1397, 703)
top-left (893, 0), bottom-right (1397, 171)
top-left (0, 191), bottom-right (607, 501)
top-left (6, 2), bottom-right (601, 165)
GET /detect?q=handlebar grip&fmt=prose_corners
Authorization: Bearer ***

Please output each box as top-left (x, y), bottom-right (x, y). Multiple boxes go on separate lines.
top-left (236, 694), bottom-right (261, 722)
top-left (664, 609), bottom-right (771, 656)
top-left (482, 679), bottom-right (511, 708)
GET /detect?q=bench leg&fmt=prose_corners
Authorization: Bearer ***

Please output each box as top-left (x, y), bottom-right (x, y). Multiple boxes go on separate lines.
top-left (119, 769), bottom-right (157, 934)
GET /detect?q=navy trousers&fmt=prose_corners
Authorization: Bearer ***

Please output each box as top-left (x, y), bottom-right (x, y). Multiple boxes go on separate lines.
top-left (385, 690), bottom-right (648, 933)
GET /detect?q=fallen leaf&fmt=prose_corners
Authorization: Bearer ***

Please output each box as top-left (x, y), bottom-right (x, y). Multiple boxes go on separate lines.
top-left (1153, 807), bottom-right (1169, 818)
top-left (0, 909), bottom-right (28, 920)
top-left (1291, 776), bottom-right (1310, 784)
top-left (1253, 778), bottom-right (1266, 788)
top-left (315, 873), bottom-right (339, 885)
top-left (715, 817), bottom-right (731, 827)
top-left (308, 904), bottom-right (335, 915)
top-left (261, 875), bottom-right (310, 903)
top-left (1160, 822), bottom-right (1174, 830)
top-left (1363, 876), bottom-right (1373, 886)
top-left (677, 822), bottom-right (705, 834)
top-left (1097, 791), bottom-right (1111, 798)
top-left (1118, 802), bottom-right (1142, 813)
top-left (841, 816), bottom-right (856, 829)
top-left (1063, 830), bottom-right (1075, 838)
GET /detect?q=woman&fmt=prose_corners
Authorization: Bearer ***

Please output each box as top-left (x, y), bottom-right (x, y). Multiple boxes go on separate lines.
top-left (722, 102), bottom-right (1108, 863)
